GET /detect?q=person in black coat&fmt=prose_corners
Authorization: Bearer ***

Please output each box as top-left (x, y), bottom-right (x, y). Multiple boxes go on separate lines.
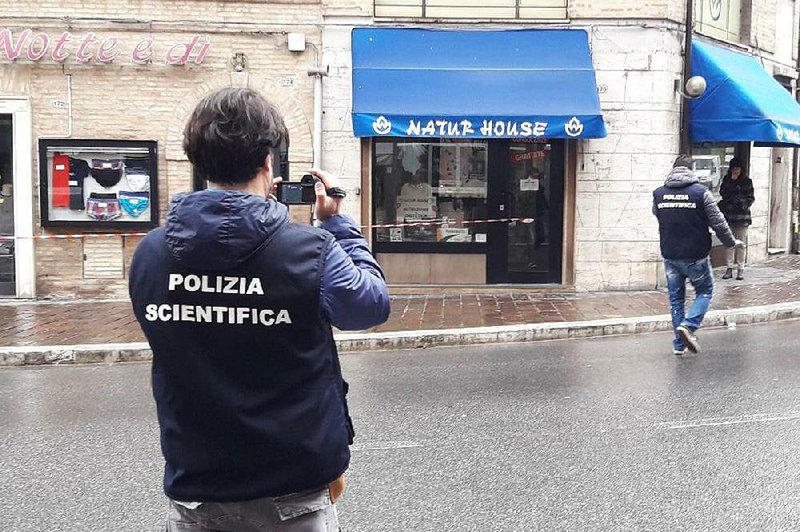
top-left (717, 158), bottom-right (755, 280)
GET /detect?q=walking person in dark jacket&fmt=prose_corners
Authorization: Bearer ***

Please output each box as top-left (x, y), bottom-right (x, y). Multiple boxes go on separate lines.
top-left (129, 87), bottom-right (390, 531)
top-left (718, 157), bottom-right (755, 280)
top-left (652, 155), bottom-right (742, 355)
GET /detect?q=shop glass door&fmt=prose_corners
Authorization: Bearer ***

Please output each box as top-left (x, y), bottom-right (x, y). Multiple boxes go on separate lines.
top-left (0, 114), bottom-right (14, 295)
top-left (486, 140), bottom-right (564, 284)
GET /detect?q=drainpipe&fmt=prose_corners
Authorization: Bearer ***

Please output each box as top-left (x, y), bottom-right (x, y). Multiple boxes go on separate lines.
top-left (307, 64), bottom-right (329, 169)
top-left (793, 16), bottom-right (800, 252)
top-left (680, 0), bottom-right (694, 156)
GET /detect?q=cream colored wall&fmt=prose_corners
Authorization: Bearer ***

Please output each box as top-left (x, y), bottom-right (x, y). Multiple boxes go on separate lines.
top-left (0, 1), bottom-right (320, 23)
top-left (570, 0), bottom-right (671, 20)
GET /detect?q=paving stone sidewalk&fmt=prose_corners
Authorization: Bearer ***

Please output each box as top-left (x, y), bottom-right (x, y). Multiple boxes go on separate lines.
top-left (1, 255), bottom-right (798, 349)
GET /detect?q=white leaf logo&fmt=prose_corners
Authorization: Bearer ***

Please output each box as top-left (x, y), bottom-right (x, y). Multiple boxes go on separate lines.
top-left (372, 116), bottom-right (392, 135)
top-left (565, 117), bottom-right (584, 137)
top-left (776, 123), bottom-right (785, 141)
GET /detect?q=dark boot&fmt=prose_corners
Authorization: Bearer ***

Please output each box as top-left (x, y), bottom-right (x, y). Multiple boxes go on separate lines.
top-left (736, 269), bottom-right (744, 281)
top-left (722, 268), bottom-right (733, 279)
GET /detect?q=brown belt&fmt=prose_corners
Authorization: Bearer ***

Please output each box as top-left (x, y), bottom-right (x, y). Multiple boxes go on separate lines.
top-left (328, 474), bottom-right (346, 503)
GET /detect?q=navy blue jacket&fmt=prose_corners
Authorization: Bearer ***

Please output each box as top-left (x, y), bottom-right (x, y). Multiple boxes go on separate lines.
top-left (653, 167), bottom-right (736, 260)
top-left (129, 190), bottom-right (390, 502)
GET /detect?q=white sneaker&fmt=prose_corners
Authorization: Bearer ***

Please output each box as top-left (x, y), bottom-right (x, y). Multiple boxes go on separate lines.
top-left (676, 325), bottom-right (700, 353)
top-left (673, 348), bottom-right (687, 356)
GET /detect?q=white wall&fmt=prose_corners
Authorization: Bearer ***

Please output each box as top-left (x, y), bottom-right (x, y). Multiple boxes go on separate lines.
top-left (321, 19), bottom-right (369, 226)
top-left (574, 25), bottom-right (683, 291)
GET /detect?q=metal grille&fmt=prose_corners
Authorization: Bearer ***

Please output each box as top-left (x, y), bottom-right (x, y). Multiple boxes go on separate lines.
top-left (375, 0), bottom-right (568, 19)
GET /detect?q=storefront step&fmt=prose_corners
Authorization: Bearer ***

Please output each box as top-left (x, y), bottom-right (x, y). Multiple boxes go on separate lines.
top-left (388, 284), bottom-right (576, 296)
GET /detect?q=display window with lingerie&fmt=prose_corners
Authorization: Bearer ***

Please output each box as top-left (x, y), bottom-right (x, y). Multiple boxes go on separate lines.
top-left (39, 139), bottom-right (158, 229)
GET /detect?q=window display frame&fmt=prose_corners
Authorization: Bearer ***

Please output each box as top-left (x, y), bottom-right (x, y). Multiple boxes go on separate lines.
top-left (372, 137), bottom-right (488, 255)
top-left (39, 139), bottom-right (159, 229)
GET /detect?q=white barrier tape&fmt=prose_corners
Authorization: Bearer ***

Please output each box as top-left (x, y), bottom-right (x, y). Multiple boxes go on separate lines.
top-left (0, 233), bottom-right (148, 241)
top-left (0, 217), bottom-right (537, 241)
top-left (370, 217), bottom-right (535, 229)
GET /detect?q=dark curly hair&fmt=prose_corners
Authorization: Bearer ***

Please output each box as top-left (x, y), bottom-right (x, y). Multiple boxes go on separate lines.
top-left (728, 157), bottom-right (744, 170)
top-left (183, 87), bottom-right (287, 185)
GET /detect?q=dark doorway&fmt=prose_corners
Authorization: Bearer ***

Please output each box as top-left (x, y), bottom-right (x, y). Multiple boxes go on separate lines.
top-left (486, 139), bottom-right (564, 284)
top-left (0, 114), bottom-right (14, 295)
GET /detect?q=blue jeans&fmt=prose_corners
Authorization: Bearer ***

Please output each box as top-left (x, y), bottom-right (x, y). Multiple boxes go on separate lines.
top-left (664, 258), bottom-right (714, 350)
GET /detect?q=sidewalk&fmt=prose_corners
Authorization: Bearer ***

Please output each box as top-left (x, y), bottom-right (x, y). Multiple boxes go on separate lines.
top-left (1, 255), bottom-right (799, 365)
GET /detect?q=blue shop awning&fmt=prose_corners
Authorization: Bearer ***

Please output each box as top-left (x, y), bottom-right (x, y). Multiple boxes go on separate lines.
top-left (691, 40), bottom-right (800, 146)
top-left (351, 28), bottom-right (607, 139)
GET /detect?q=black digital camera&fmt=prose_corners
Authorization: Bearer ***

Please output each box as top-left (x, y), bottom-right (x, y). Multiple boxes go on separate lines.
top-left (277, 174), bottom-right (346, 205)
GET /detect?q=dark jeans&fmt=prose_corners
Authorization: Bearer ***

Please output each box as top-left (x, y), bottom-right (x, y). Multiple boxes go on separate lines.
top-left (664, 258), bottom-right (714, 350)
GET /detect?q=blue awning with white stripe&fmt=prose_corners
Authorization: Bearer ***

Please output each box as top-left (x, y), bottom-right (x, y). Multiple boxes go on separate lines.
top-left (351, 28), bottom-right (607, 140)
top-left (691, 40), bottom-right (800, 146)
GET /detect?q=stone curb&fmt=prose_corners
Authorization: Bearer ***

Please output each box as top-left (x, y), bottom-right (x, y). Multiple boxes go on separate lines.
top-left (1, 301), bottom-right (799, 367)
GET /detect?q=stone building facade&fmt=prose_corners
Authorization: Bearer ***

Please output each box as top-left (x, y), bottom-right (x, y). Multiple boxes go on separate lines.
top-left (320, 0), bottom-right (800, 290)
top-left (0, 1), bottom-right (324, 298)
top-left (0, 1), bottom-right (798, 298)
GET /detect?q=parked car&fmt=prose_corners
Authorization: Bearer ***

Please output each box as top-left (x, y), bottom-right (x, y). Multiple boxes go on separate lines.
top-left (693, 155), bottom-right (721, 191)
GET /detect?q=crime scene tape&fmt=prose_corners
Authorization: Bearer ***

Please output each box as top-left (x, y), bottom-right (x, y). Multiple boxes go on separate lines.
top-left (371, 217), bottom-right (535, 229)
top-left (0, 217), bottom-right (538, 241)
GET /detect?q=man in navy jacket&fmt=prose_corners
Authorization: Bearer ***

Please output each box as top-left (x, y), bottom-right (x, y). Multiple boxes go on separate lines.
top-left (129, 87), bottom-right (390, 531)
top-left (652, 155), bottom-right (741, 356)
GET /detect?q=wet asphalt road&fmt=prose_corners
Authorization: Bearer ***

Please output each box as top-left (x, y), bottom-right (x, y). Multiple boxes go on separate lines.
top-left (2, 320), bottom-right (800, 531)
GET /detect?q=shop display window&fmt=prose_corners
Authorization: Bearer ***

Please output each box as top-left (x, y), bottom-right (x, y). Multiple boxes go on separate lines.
top-left (692, 144), bottom-right (736, 197)
top-left (373, 139), bottom-right (488, 252)
top-left (39, 139), bottom-right (158, 228)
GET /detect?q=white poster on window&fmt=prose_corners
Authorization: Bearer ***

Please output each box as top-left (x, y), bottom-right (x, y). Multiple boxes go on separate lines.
top-left (398, 181), bottom-right (435, 219)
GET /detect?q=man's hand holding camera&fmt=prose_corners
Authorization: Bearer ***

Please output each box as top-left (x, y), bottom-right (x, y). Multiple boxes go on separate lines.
top-left (273, 168), bottom-right (346, 221)
top-left (311, 168), bottom-right (345, 221)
